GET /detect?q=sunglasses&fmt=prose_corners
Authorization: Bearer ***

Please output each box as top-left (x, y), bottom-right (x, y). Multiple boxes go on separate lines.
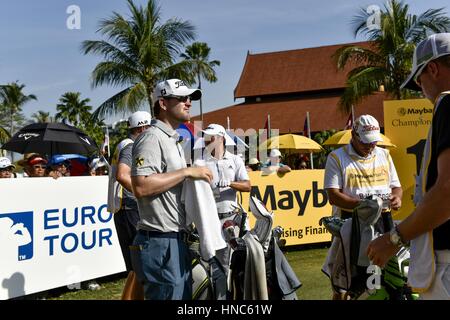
top-left (32, 165), bottom-right (47, 169)
top-left (0, 167), bottom-right (13, 172)
top-left (166, 95), bottom-right (191, 103)
top-left (413, 63), bottom-right (429, 85)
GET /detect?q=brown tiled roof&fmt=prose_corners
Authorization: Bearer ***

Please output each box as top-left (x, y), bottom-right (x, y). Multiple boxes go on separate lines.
top-left (234, 41), bottom-right (374, 98)
top-left (193, 93), bottom-right (389, 134)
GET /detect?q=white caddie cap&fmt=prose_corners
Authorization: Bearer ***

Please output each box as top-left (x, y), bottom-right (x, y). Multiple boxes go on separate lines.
top-left (128, 111), bottom-right (152, 129)
top-left (269, 149), bottom-right (282, 157)
top-left (353, 115), bottom-right (382, 144)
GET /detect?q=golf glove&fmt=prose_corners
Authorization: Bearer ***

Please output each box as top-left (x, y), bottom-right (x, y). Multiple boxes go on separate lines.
top-left (218, 179), bottom-right (231, 188)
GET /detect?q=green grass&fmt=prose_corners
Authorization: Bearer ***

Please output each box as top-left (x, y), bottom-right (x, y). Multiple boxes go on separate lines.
top-left (49, 246), bottom-right (331, 300)
top-left (48, 275), bottom-right (127, 300)
top-left (285, 246), bottom-right (330, 300)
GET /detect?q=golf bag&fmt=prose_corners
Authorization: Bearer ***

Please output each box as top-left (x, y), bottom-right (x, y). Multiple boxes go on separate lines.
top-left (227, 196), bottom-right (302, 300)
top-left (191, 196), bottom-right (302, 300)
top-left (190, 235), bottom-right (227, 300)
top-left (320, 195), bottom-right (417, 300)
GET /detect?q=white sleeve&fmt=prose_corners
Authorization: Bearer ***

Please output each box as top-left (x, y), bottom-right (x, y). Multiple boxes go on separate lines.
top-left (324, 153), bottom-right (342, 189)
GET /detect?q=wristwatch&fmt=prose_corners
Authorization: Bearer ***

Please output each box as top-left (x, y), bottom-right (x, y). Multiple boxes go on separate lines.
top-left (389, 225), bottom-right (407, 247)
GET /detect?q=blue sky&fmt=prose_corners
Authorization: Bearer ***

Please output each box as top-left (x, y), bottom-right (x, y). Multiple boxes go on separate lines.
top-left (1, 0), bottom-right (449, 124)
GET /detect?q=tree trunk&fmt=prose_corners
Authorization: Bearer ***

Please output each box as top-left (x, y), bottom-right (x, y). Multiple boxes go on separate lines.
top-left (146, 86), bottom-right (154, 119)
top-left (10, 106), bottom-right (14, 136)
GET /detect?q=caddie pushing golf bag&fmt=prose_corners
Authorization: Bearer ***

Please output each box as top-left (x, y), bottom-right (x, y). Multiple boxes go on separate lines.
top-left (320, 195), bottom-right (417, 300)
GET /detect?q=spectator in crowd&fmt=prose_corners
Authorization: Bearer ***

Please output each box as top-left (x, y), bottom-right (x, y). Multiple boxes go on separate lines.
top-left (68, 158), bottom-right (90, 176)
top-left (131, 79), bottom-right (212, 300)
top-left (0, 157), bottom-right (15, 179)
top-left (299, 160), bottom-right (308, 170)
top-left (262, 148), bottom-right (291, 175)
top-left (46, 156), bottom-right (71, 179)
top-left (18, 153), bottom-right (47, 177)
top-left (114, 111), bottom-right (151, 272)
top-left (89, 157), bottom-right (108, 176)
top-left (247, 157), bottom-right (261, 172)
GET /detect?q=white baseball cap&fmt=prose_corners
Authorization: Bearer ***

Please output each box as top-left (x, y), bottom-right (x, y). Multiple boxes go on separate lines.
top-left (89, 157), bottom-right (107, 171)
top-left (401, 33), bottom-right (450, 91)
top-left (128, 111), bottom-right (151, 129)
top-left (353, 115), bottom-right (382, 144)
top-left (0, 157), bottom-right (15, 169)
top-left (269, 149), bottom-right (282, 157)
top-left (248, 158), bottom-right (260, 165)
top-left (202, 124), bottom-right (236, 146)
top-left (153, 79), bottom-right (202, 101)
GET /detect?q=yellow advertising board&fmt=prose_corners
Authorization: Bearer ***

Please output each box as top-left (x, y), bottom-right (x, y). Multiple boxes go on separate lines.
top-left (384, 99), bottom-right (434, 220)
top-left (240, 170), bottom-right (332, 246)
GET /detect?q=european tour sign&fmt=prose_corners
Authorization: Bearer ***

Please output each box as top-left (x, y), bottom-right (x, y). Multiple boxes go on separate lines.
top-left (0, 177), bottom-right (126, 300)
top-left (240, 170), bottom-right (332, 246)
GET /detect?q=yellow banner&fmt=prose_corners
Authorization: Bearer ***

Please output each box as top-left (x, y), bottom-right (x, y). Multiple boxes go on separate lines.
top-left (241, 170), bottom-right (332, 246)
top-left (384, 99), bottom-right (434, 220)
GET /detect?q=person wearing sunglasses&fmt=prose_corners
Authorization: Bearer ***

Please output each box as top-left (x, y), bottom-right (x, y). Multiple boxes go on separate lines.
top-left (18, 153), bottom-right (48, 177)
top-left (131, 79), bottom-right (213, 300)
top-left (367, 33), bottom-right (450, 300)
top-left (323, 114), bottom-right (402, 299)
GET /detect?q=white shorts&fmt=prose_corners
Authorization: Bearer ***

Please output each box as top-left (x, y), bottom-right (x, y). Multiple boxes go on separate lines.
top-left (420, 250), bottom-right (450, 300)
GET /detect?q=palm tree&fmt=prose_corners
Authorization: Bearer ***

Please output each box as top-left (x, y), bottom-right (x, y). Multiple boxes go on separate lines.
top-left (180, 42), bottom-right (220, 121)
top-left (334, 0), bottom-right (450, 113)
top-left (32, 110), bottom-right (53, 123)
top-left (0, 125), bottom-right (10, 145)
top-left (81, 0), bottom-right (197, 119)
top-left (55, 92), bottom-right (92, 127)
top-left (0, 81), bottom-right (37, 135)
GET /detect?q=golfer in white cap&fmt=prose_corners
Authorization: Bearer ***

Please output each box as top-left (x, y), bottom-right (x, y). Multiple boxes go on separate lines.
top-left (131, 79), bottom-right (212, 300)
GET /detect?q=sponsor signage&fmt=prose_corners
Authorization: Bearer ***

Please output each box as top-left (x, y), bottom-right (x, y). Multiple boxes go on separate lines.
top-left (241, 170), bottom-right (332, 246)
top-left (384, 99), bottom-right (434, 220)
top-left (0, 177), bottom-right (126, 300)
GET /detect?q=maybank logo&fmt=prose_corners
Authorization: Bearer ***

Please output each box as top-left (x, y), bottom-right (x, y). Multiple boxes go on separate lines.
top-left (250, 182), bottom-right (328, 216)
top-left (397, 107), bottom-right (407, 117)
top-left (0, 211), bottom-right (34, 261)
top-left (397, 107), bottom-right (433, 117)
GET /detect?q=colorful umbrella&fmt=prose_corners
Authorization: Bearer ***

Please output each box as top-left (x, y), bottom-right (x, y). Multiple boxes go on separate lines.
top-left (323, 130), bottom-right (396, 148)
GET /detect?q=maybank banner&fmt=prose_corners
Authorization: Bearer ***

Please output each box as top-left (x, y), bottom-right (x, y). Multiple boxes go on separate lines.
top-left (241, 170), bottom-right (332, 246)
top-left (0, 177), bottom-right (126, 300)
top-left (384, 99), bottom-right (434, 220)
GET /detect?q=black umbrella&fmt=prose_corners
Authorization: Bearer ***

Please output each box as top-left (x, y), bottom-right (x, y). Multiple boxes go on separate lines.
top-left (1, 122), bottom-right (99, 156)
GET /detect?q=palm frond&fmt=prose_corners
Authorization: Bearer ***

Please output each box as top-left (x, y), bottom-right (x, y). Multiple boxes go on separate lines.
top-left (91, 84), bottom-right (146, 121)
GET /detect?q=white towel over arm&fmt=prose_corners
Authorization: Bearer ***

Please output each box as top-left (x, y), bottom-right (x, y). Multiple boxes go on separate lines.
top-left (182, 178), bottom-right (227, 261)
